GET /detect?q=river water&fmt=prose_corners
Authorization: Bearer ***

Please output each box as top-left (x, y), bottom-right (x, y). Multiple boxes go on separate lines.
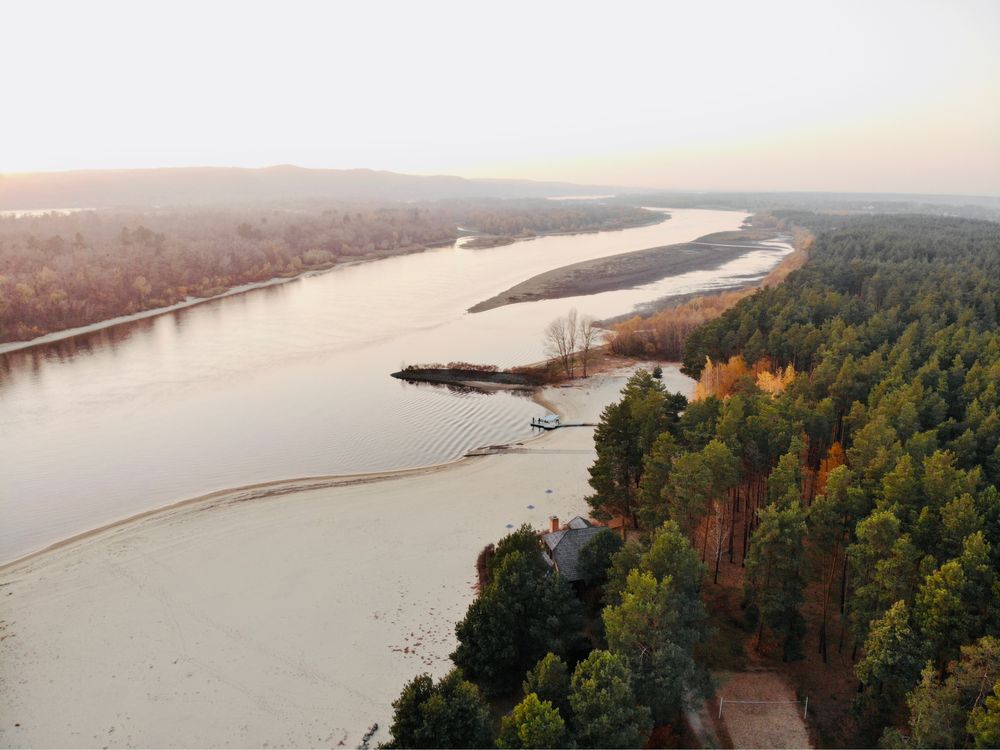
top-left (0, 208), bottom-right (790, 563)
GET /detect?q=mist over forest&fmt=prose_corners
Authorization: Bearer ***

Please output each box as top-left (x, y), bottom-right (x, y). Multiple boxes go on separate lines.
top-left (0, 165), bottom-right (614, 211)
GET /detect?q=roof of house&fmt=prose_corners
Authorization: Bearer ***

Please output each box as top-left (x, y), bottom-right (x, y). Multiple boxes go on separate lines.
top-left (541, 517), bottom-right (604, 582)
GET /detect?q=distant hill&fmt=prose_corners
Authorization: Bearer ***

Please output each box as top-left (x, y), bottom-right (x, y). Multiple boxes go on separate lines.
top-left (0, 165), bottom-right (616, 210)
top-left (610, 190), bottom-right (1000, 221)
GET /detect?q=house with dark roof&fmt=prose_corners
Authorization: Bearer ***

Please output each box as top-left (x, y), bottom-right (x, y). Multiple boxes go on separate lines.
top-left (541, 515), bottom-right (605, 583)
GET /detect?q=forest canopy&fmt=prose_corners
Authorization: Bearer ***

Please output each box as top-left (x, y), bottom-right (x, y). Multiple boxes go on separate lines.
top-left (592, 214), bottom-right (1000, 745)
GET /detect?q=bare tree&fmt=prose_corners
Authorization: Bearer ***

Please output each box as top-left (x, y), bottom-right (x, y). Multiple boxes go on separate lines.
top-left (577, 316), bottom-right (601, 377)
top-left (544, 309), bottom-right (579, 378)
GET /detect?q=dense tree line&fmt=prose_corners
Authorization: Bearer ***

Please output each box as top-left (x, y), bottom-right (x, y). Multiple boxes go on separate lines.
top-left (586, 214), bottom-right (1000, 746)
top-left (0, 205), bottom-right (455, 342)
top-left (0, 201), bottom-right (657, 343)
top-left (384, 517), bottom-right (710, 748)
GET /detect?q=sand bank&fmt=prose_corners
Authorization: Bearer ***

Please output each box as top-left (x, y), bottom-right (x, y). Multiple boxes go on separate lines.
top-left (0, 364), bottom-right (692, 749)
top-left (468, 230), bottom-right (786, 313)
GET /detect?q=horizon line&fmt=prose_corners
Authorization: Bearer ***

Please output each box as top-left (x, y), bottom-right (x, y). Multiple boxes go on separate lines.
top-left (3, 164), bottom-right (998, 200)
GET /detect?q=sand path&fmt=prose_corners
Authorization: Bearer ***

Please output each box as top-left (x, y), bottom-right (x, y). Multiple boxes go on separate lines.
top-left (0, 365), bottom-right (689, 748)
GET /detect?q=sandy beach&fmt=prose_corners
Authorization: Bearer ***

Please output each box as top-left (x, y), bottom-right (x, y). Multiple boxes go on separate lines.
top-left (0, 364), bottom-right (692, 749)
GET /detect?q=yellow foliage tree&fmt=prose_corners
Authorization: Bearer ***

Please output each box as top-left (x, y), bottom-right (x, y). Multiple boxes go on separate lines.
top-left (756, 362), bottom-right (797, 397)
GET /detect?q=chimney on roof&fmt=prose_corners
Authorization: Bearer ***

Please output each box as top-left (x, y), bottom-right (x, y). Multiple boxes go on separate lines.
top-left (550, 516), bottom-right (559, 533)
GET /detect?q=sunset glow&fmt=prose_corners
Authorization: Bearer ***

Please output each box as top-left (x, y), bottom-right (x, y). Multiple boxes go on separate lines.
top-left (3, 0), bottom-right (998, 194)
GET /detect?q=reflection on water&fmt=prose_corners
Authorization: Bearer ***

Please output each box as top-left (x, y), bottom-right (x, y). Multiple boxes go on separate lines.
top-left (0, 209), bottom-right (789, 562)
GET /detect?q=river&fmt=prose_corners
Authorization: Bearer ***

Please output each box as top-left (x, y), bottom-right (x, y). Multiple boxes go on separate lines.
top-left (0, 208), bottom-right (789, 563)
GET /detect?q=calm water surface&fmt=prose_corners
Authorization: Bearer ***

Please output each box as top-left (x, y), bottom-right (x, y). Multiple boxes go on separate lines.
top-left (0, 209), bottom-right (789, 562)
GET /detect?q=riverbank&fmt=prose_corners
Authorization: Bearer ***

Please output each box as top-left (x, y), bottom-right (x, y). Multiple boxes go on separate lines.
top-left (468, 228), bottom-right (788, 313)
top-left (0, 364), bottom-right (694, 749)
top-left (599, 233), bottom-right (804, 328)
top-left (0, 253), bottom-right (419, 355)
top-left (0, 210), bottom-right (667, 354)
top-left (0, 271), bottom-right (313, 355)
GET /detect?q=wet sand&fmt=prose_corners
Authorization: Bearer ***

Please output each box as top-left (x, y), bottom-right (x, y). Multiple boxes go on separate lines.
top-left (0, 364), bottom-right (693, 749)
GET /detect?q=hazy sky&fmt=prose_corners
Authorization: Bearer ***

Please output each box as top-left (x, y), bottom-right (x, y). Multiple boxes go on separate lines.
top-left (3, 0), bottom-right (998, 194)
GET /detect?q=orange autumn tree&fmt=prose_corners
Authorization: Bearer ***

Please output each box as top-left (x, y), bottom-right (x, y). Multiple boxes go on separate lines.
top-left (692, 355), bottom-right (750, 400)
top-left (816, 442), bottom-right (845, 494)
top-left (693, 356), bottom-right (796, 401)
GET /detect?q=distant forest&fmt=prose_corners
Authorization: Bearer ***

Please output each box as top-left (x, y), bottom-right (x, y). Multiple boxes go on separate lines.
top-left (0, 200), bottom-right (656, 343)
top-left (612, 191), bottom-right (1000, 223)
